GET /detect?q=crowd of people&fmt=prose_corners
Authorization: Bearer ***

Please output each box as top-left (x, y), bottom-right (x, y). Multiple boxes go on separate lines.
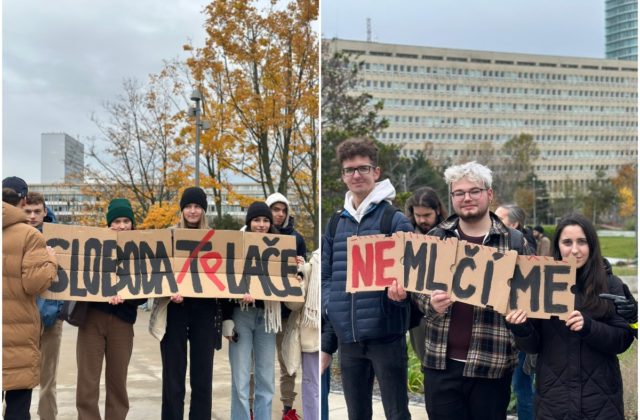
top-left (321, 136), bottom-right (638, 420)
top-left (2, 178), bottom-right (318, 420)
top-left (2, 135), bottom-right (638, 420)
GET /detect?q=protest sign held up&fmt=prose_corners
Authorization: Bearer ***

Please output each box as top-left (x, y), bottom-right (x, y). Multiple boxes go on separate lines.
top-left (43, 223), bottom-right (303, 302)
top-left (347, 232), bottom-right (576, 320)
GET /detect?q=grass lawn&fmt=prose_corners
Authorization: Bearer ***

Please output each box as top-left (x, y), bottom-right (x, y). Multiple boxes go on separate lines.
top-left (599, 236), bottom-right (638, 260)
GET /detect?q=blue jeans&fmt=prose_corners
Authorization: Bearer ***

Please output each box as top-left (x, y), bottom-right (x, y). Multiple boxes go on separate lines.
top-left (229, 306), bottom-right (276, 420)
top-left (512, 351), bottom-right (534, 420)
top-left (321, 368), bottom-right (330, 420)
top-left (339, 335), bottom-right (411, 420)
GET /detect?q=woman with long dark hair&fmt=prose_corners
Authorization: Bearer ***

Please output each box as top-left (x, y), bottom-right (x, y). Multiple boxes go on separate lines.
top-left (505, 213), bottom-right (633, 419)
top-left (224, 201), bottom-right (282, 420)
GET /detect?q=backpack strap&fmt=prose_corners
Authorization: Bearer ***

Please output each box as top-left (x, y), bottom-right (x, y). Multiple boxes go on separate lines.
top-left (380, 203), bottom-right (402, 236)
top-left (328, 209), bottom-right (343, 240)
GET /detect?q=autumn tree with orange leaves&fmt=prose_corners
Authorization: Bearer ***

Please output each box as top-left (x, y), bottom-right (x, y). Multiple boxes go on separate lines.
top-left (184, 0), bottom-right (319, 247)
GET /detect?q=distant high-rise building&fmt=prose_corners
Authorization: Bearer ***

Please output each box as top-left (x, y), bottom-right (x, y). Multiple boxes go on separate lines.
top-left (41, 133), bottom-right (84, 183)
top-left (606, 0), bottom-right (637, 60)
top-left (327, 38), bottom-right (638, 201)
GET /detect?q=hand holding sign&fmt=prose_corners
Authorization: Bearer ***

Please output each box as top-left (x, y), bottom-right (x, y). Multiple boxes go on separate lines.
top-left (108, 295), bottom-right (124, 305)
top-left (387, 280), bottom-right (407, 302)
top-left (430, 290), bottom-right (452, 314)
top-left (505, 309), bottom-right (528, 325)
top-left (565, 310), bottom-right (585, 332)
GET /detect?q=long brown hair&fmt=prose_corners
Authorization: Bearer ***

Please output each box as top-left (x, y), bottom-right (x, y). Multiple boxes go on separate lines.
top-left (552, 214), bottom-right (612, 318)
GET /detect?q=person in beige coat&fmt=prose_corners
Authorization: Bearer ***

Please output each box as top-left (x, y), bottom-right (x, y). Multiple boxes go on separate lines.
top-left (283, 249), bottom-right (320, 420)
top-left (2, 190), bottom-right (58, 419)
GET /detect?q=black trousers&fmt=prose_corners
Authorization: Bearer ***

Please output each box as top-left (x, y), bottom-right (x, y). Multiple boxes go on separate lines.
top-left (160, 298), bottom-right (217, 420)
top-left (4, 389), bottom-right (33, 420)
top-left (339, 336), bottom-right (411, 420)
top-left (423, 359), bottom-right (512, 420)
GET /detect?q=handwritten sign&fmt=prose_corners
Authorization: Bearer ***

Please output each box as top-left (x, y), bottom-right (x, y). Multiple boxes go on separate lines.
top-left (346, 232), bottom-right (575, 319)
top-left (43, 224), bottom-right (303, 302)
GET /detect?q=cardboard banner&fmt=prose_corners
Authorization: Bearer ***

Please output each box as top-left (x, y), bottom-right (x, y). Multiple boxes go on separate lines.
top-left (346, 232), bottom-right (576, 319)
top-left (43, 224), bottom-right (303, 302)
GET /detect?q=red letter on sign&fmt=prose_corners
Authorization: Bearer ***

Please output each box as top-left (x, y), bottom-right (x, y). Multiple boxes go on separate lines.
top-left (351, 243), bottom-right (374, 288)
top-left (199, 251), bottom-right (226, 291)
top-left (375, 240), bottom-right (397, 287)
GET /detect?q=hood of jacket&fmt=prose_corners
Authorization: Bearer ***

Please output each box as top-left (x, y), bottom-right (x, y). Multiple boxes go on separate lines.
top-left (343, 179), bottom-right (396, 223)
top-left (3, 202), bottom-right (28, 229)
top-left (266, 192), bottom-right (291, 229)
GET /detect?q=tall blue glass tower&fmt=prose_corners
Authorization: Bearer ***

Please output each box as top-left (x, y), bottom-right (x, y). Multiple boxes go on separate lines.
top-left (605, 0), bottom-right (637, 60)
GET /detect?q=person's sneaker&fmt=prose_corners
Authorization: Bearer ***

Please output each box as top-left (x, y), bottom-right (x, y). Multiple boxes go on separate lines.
top-left (282, 408), bottom-right (300, 420)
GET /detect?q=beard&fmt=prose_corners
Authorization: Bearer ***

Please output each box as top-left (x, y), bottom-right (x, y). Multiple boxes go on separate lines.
top-left (457, 204), bottom-right (489, 223)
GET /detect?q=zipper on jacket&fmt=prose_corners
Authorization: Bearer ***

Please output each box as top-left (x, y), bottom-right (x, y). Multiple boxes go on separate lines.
top-left (351, 222), bottom-right (360, 342)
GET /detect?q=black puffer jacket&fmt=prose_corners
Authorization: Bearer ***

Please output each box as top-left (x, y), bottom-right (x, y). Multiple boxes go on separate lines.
top-left (510, 260), bottom-right (634, 420)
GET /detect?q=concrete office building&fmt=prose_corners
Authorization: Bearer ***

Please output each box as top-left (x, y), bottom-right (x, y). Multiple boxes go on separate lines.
top-left (606, 0), bottom-right (638, 60)
top-left (41, 132), bottom-right (84, 183)
top-left (326, 39), bottom-right (637, 197)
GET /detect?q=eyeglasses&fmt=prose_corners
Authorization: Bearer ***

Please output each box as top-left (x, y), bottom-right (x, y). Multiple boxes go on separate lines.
top-left (450, 188), bottom-right (486, 201)
top-left (342, 165), bottom-right (375, 176)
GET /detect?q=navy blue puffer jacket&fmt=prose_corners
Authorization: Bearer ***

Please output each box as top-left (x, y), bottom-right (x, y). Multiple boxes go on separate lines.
top-left (322, 201), bottom-right (414, 345)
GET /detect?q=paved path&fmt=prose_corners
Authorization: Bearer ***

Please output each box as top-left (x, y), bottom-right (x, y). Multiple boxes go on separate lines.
top-left (29, 310), bottom-right (302, 419)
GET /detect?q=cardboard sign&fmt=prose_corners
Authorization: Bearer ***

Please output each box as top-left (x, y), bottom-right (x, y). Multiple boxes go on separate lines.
top-left (509, 255), bottom-right (577, 320)
top-left (43, 224), bottom-right (303, 302)
top-left (346, 233), bottom-right (575, 319)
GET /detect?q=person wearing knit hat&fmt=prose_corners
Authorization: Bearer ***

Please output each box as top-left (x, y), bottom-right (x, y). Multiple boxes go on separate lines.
top-left (225, 200), bottom-right (281, 420)
top-left (149, 185), bottom-right (233, 419)
top-left (245, 201), bottom-right (274, 232)
top-left (179, 186), bottom-right (208, 229)
top-left (265, 193), bottom-right (307, 418)
top-left (106, 198), bottom-right (135, 229)
top-left (75, 198), bottom-right (145, 419)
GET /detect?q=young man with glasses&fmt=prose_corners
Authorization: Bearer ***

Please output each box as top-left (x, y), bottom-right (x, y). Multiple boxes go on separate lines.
top-left (389, 161), bottom-right (531, 420)
top-left (321, 137), bottom-right (413, 420)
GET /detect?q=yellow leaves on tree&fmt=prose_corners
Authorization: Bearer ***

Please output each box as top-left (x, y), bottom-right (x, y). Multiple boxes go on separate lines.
top-left (140, 202), bottom-right (180, 229)
top-left (618, 186), bottom-right (635, 219)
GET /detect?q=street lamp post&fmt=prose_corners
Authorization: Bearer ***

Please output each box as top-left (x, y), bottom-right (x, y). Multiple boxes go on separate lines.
top-left (190, 89), bottom-right (203, 187)
top-left (532, 174), bottom-right (537, 226)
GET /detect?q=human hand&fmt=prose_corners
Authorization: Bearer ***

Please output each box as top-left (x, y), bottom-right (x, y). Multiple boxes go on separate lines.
top-left (108, 295), bottom-right (124, 305)
top-left (46, 245), bottom-right (56, 258)
top-left (429, 290), bottom-right (452, 314)
top-left (242, 293), bottom-right (255, 304)
top-left (387, 280), bottom-right (407, 302)
top-left (321, 351), bottom-right (332, 373)
top-left (565, 310), bottom-right (585, 332)
top-left (505, 309), bottom-right (528, 325)
top-left (170, 294), bottom-right (183, 304)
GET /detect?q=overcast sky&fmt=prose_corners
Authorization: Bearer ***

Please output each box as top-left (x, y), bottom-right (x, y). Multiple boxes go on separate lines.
top-left (321, 0), bottom-right (605, 58)
top-left (3, 0), bottom-right (210, 183)
top-left (4, 0), bottom-right (606, 183)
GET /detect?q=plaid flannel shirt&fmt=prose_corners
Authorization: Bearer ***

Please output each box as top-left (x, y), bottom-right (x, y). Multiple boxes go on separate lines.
top-left (412, 212), bottom-right (531, 379)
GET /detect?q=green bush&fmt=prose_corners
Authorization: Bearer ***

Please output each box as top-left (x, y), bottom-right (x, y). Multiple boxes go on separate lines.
top-left (406, 337), bottom-right (424, 394)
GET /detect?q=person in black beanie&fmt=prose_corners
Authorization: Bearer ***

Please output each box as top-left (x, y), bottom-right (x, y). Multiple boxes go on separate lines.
top-left (150, 186), bottom-right (234, 420)
top-left (225, 200), bottom-right (282, 420)
top-left (76, 198), bottom-right (146, 420)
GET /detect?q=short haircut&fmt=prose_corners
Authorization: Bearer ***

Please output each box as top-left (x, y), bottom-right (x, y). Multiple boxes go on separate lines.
top-left (336, 137), bottom-right (378, 166)
top-left (444, 161), bottom-right (493, 189)
top-left (26, 192), bottom-right (46, 208)
top-left (497, 204), bottom-right (526, 228)
top-left (2, 188), bottom-right (21, 206)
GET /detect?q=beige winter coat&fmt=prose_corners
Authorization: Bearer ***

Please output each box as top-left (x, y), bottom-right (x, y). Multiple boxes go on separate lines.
top-left (3, 203), bottom-right (57, 390)
top-left (283, 250), bottom-right (319, 374)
